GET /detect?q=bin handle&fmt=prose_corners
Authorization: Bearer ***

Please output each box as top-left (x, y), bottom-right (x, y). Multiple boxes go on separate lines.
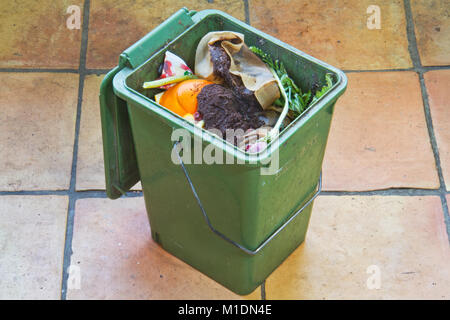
top-left (173, 141), bottom-right (322, 256)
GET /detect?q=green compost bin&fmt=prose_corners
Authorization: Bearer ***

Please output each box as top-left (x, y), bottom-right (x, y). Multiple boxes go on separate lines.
top-left (100, 8), bottom-right (347, 295)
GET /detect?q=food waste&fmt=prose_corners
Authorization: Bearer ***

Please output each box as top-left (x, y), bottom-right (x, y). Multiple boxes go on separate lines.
top-left (143, 31), bottom-right (334, 153)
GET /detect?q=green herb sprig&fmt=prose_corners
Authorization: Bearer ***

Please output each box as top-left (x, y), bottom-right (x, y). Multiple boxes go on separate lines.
top-left (312, 73), bottom-right (333, 103)
top-left (250, 46), bottom-right (334, 117)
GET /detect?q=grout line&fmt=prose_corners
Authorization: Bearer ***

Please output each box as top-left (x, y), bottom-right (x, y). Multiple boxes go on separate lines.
top-left (403, 0), bottom-right (422, 69)
top-left (403, 0), bottom-right (450, 240)
top-left (60, 0), bottom-right (91, 300)
top-left (84, 68), bottom-right (111, 75)
top-left (61, 195), bottom-right (76, 299)
top-left (75, 190), bottom-right (143, 199)
top-left (440, 196), bottom-right (450, 239)
top-left (417, 73), bottom-right (447, 191)
top-left (261, 280), bottom-right (266, 300)
top-left (344, 68), bottom-right (414, 73)
top-left (243, 0), bottom-right (250, 25)
top-left (321, 188), bottom-right (441, 197)
top-left (59, 71), bottom-right (85, 299)
top-left (0, 189), bottom-right (143, 196)
top-left (0, 68), bottom-right (79, 73)
top-left (0, 190), bottom-right (69, 196)
top-left (343, 65), bottom-right (450, 74)
top-left (420, 65), bottom-right (450, 71)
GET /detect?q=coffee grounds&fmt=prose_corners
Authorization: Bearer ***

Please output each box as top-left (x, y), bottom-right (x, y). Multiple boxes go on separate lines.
top-left (209, 42), bottom-right (262, 115)
top-left (197, 84), bottom-right (262, 142)
top-left (196, 42), bottom-right (264, 144)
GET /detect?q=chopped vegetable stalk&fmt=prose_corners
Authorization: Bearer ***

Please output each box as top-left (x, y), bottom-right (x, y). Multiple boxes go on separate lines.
top-left (143, 74), bottom-right (198, 89)
top-left (267, 68), bottom-right (289, 142)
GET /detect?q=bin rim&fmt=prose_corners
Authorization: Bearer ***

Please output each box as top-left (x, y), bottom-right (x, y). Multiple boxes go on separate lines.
top-left (114, 73), bottom-right (346, 165)
top-left (112, 9), bottom-right (347, 164)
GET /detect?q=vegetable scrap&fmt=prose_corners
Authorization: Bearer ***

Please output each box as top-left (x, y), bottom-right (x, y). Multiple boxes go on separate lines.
top-left (143, 51), bottom-right (195, 89)
top-left (142, 31), bottom-right (335, 153)
top-left (250, 46), bottom-right (334, 117)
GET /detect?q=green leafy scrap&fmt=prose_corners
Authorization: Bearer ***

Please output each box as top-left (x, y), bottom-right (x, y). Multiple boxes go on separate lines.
top-left (250, 46), bottom-right (334, 117)
top-left (312, 73), bottom-right (333, 103)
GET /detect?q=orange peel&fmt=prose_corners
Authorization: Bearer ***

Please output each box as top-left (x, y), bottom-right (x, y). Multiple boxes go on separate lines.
top-left (158, 79), bottom-right (212, 117)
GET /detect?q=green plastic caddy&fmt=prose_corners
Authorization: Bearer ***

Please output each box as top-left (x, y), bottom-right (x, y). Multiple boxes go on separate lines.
top-left (100, 8), bottom-right (347, 295)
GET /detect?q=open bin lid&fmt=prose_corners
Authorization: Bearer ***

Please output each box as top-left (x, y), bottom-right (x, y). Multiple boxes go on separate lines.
top-left (99, 8), bottom-right (197, 199)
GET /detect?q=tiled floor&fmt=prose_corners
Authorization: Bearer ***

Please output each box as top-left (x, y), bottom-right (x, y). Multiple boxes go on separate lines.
top-left (76, 74), bottom-right (142, 190)
top-left (0, 0), bottom-right (448, 300)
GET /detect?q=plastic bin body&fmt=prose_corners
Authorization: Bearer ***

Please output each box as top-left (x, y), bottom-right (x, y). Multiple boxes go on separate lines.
top-left (100, 8), bottom-right (347, 295)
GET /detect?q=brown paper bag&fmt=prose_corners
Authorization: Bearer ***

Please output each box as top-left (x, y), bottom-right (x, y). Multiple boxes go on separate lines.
top-left (195, 31), bottom-right (280, 110)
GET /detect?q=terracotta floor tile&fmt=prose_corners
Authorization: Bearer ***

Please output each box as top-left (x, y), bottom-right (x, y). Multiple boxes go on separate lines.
top-left (0, 196), bottom-right (68, 299)
top-left (87, 0), bottom-right (245, 69)
top-left (322, 72), bottom-right (439, 191)
top-left (76, 74), bottom-right (141, 190)
top-left (249, 0), bottom-right (412, 70)
top-left (0, 73), bottom-right (78, 191)
top-left (67, 197), bottom-right (260, 299)
top-left (265, 196), bottom-right (450, 299)
top-left (0, 0), bottom-right (83, 68)
top-left (411, 0), bottom-right (450, 66)
top-left (424, 70), bottom-right (450, 190)
top-left (76, 75), bottom-right (104, 190)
